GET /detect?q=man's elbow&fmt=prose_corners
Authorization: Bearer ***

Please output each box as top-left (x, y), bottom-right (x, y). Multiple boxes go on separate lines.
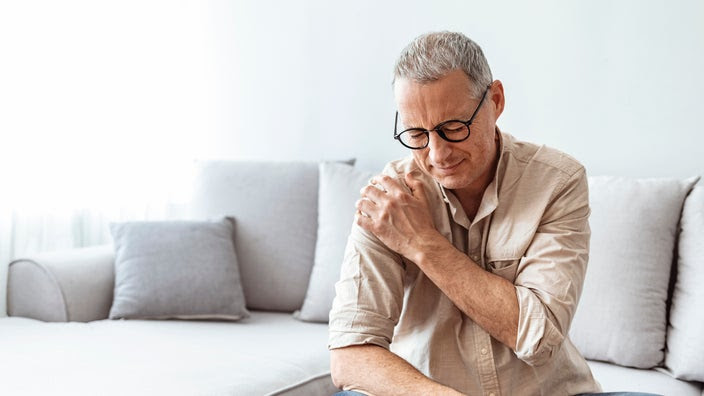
top-left (515, 326), bottom-right (565, 367)
top-left (330, 344), bottom-right (382, 389)
top-left (330, 347), bottom-right (363, 389)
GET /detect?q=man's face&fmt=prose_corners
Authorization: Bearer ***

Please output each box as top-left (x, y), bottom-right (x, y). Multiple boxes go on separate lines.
top-left (394, 69), bottom-right (504, 193)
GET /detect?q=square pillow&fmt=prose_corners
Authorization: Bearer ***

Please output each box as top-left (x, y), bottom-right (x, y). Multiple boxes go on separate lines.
top-left (294, 162), bottom-right (373, 322)
top-left (666, 186), bottom-right (704, 381)
top-left (569, 176), bottom-right (698, 368)
top-left (109, 217), bottom-right (249, 320)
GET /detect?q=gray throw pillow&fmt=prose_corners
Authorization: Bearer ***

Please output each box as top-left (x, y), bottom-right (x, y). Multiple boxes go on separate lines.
top-left (109, 218), bottom-right (249, 320)
top-left (569, 176), bottom-right (698, 368)
top-left (294, 162), bottom-right (374, 322)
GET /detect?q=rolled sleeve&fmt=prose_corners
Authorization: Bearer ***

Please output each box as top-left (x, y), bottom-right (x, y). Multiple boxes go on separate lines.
top-left (328, 222), bottom-right (406, 350)
top-left (513, 167), bottom-right (591, 366)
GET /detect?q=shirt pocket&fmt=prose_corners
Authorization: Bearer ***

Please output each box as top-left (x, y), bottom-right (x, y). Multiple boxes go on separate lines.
top-left (486, 258), bottom-right (520, 283)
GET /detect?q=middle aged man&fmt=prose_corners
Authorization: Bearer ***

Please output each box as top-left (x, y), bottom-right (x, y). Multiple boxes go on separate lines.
top-left (327, 31), bottom-right (610, 396)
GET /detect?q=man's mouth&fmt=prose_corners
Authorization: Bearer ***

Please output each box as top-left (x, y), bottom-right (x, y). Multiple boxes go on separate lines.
top-left (433, 160), bottom-right (463, 174)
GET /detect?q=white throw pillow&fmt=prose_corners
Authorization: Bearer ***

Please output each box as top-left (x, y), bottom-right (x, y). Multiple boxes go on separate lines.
top-left (666, 185), bottom-right (704, 381)
top-left (569, 176), bottom-right (698, 368)
top-left (295, 162), bottom-right (373, 322)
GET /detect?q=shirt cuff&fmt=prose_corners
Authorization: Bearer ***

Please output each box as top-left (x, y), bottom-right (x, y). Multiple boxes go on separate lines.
top-left (514, 286), bottom-right (565, 366)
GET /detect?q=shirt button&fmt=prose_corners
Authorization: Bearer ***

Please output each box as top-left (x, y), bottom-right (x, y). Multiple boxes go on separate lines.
top-left (481, 347), bottom-right (488, 355)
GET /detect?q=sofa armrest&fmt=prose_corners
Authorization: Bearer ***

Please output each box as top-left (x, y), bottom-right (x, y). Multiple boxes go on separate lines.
top-left (7, 245), bottom-right (115, 322)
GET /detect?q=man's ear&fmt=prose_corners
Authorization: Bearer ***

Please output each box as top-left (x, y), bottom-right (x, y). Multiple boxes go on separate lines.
top-left (489, 80), bottom-right (506, 120)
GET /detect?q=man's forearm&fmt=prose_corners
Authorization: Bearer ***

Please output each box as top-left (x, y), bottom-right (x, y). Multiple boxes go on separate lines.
top-left (411, 234), bottom-right (519, 350)
top-left (330, 344), bottom-right (464, 396)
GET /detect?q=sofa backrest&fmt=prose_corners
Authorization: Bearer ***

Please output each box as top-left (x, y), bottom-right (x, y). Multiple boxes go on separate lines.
top-left (569, 176), bottom-right (698, 369)
top-left (189, 160), bottom-right (320, 312)
top-left (665, 185), bottom-right (704, 382)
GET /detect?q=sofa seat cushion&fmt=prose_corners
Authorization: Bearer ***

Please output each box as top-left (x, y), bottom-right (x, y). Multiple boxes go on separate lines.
top-left (587, 360), bottom-right (702, 396)
top-left (0, 311), bottom-right (336, 396)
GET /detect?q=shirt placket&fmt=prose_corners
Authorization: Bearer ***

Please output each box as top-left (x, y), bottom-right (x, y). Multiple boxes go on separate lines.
top-left (468, 222), bottom-right (484, 269)
top-left (472, 323), bottom-right (501, 396)
top-left (469, 219), bottom-right (501, 395)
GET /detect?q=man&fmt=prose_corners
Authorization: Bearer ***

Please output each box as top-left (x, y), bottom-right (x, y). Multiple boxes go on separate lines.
top-left (328, 31), bottom-right (602, 395)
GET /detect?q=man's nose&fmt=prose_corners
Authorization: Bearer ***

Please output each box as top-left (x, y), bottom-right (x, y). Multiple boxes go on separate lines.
top-left (427, 132), bottom-right (452, 163)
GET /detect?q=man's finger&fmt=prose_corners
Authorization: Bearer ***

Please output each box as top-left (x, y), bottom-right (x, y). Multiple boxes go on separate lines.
top-left (360, 183), bottom-right (386, 203)
top-left (404, 171), bottom-right (428, 202)
top-left (355, 209), bottom-right (374, 231)
top-left (356, 198), bottom-right (379, 219)
top-left (370, 175), bottom-right (406, 196)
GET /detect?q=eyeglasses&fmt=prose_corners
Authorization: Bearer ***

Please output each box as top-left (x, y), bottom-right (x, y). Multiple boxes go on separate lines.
top-left (393, 84), bottom-right (491, 150)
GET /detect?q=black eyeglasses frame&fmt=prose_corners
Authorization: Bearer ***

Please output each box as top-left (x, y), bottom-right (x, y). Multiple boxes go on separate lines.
top-left (393, 84), bottom-right (491, 150)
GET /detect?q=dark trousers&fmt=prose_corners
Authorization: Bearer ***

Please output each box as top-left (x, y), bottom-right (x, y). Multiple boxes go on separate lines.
top-left (334, 391), bottom-right (663, 396)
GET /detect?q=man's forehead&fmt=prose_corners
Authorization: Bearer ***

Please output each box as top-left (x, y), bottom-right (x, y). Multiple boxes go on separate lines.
top-left (395, 89), bottom-right (475, 128)
top-left (394, 70), bottom-right (476, 127)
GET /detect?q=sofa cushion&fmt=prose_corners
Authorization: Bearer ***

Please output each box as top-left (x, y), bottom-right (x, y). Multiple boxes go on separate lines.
top-left (295, 162), bottom-right (373, 322)
top-left (666, 186), bottom-right (704, 381)
top-left (109, 218), bottom-right (249, 321)
top-left (570, 176), bottom-right (698, 368)
top-left (0, 312), bottom-right (336, 395)
top-left (587, 360), bottom-right (702, 396)
top-left (190, 160), bottom-right (321, 312)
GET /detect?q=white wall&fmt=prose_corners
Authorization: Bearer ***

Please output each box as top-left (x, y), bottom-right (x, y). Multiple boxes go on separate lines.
top-left (2, 0), bottom-right (702, 185)
top-left (203, 0), bottom-right (704, 178)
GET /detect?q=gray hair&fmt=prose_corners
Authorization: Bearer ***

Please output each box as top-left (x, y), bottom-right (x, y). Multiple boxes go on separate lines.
top-left (393, 31), bottom-right (493, 98)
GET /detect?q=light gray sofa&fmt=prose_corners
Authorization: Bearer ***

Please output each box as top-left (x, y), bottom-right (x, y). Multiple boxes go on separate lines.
top-left (1, 160), bottom-right (703, 395)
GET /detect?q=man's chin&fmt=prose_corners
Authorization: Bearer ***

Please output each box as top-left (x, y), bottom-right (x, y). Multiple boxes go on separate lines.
top-left (434, 175), bottom-right (469, 190)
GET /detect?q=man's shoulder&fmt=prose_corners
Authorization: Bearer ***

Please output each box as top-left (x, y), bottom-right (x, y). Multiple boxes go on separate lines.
top-left (502, 132), bottom-right (585, 179)
top-left (381, 156), bottom-right (419, 177)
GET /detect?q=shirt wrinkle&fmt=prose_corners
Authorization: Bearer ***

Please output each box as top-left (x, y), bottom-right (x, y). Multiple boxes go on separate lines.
top-left (329, 130), bottom-right (601, 395)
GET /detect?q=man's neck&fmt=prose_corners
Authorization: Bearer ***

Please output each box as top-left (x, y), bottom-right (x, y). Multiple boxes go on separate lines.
top-left (451, 131), bottom-right (501, 221)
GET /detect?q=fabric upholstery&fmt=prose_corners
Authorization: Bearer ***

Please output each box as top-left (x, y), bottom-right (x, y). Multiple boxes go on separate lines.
top-left (570, 176), bottom-right (699, 368)
top-left (7, 245), bottom-right (115, 322)
top-left (295, 162), bottom-right (373, 322)
top-left (189, 160), bottom-right (322, 312)
top-left (587, 360), bottom-right (702, 396)
top-left (0, 312), bottom-right (336, 396)
top-left (109, 218), bottom-right (249, 320)
top-left (666, 186), bottom-right (704, 381)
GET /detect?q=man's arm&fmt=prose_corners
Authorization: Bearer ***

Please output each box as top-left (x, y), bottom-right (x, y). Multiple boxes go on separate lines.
top-left (356, 172), bottom-right (519, 349)
top-left (328, 211), bottom-right (463, 394)
top-left (330, 345), bottom-right (464, 396)
top-left (410, 237), bottom-right (519, 349)
top-left (356, 168), bottom-right (591, 366)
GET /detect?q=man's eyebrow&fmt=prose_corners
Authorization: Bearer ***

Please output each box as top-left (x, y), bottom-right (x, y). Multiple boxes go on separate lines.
top-left (402, 116), bottom-right (465, 131)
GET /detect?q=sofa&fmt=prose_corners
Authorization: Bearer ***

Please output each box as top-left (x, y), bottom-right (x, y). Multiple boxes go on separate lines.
top-left (1, 159), bottom-right (703, 396)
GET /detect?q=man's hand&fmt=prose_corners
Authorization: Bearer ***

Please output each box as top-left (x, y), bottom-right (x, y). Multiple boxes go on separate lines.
top-left (355, 172), bottom-right (438, 260)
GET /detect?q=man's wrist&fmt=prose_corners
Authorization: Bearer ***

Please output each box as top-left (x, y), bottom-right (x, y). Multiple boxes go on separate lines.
top-left (407, 231), bottom-right (453, 266)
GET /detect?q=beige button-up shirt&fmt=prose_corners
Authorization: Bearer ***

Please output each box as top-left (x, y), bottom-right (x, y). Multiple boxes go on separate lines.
top-left (329, 131), bottom-right (601, 395)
